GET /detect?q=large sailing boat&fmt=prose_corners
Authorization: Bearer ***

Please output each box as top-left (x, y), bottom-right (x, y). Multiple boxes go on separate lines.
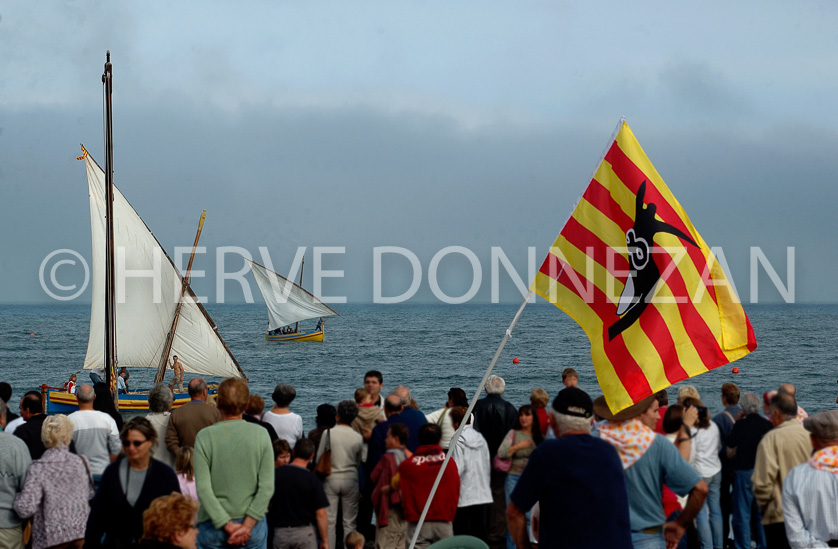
top-left (247, 259), bottom-right (338, 342)
top-left (45, 53), bottom-right (245, 413)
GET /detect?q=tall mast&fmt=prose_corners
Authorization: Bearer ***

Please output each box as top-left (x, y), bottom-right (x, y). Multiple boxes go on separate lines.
top-left (154, 210), bottom-right (207, 384)
top-left (102, 51), bottom-right (119, 409)
top-left (295, 256), bottom-right (304, 333)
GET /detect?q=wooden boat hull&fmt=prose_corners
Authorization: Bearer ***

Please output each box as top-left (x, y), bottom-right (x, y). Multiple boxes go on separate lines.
top-left (45, 388), bottom-right (198, 414)
top-left (265, 328), bottom-right (324, 342)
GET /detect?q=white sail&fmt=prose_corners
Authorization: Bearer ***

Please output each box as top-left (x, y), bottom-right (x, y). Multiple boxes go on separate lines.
top-left (247, 259), bottom-right (338, 331)
top-left (83, 154), bottom-right (243, 379)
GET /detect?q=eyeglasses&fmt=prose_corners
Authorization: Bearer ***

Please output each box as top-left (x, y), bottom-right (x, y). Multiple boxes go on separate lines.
top-left (122, 439), bottom-right (148, 447)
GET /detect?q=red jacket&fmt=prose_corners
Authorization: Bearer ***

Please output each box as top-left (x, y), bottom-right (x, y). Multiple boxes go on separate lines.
top-left (398, 444), bottom-right (460, 523)
top-left (371, 449), bottom-right (406, 526)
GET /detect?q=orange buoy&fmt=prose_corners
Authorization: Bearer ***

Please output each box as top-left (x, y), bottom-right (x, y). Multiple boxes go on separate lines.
top-left (512, 357), bottom-right (520, 364)
top-left (732, 367), bottom-right (739, 374)
top-left (30, 333), bottom-right (35, 337)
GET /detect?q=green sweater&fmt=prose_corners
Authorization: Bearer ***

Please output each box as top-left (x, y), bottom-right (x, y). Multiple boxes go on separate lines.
top-left (194, 419), bottom-right (274, 528)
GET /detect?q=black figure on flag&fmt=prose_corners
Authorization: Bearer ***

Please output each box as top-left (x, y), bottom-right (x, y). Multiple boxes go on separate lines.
top-left (608, 181), bottom-right (697, 340)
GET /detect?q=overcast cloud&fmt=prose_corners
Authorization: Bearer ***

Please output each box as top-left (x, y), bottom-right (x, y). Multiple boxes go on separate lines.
top-left (2, 1), bottom-right (836, 304)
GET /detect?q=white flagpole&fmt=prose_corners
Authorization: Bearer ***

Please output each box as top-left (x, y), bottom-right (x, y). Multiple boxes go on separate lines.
top-left (408, 291), bottom-right (533, 549)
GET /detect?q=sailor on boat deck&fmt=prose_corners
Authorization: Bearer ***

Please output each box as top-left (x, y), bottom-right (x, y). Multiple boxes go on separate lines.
top-left (64, 374), bottom-right (77, 395)
top-left (169, 355), bottom-right (184, 393)
top-left (89, 368), bottom-right (105, 385)
top-left (117, 371), bottom-right (128, 395)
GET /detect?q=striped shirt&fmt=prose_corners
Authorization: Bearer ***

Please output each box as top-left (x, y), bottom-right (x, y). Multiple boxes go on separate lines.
top-left (69, 410), bottom-right (121, 476)
top-left (782, 460), bottom-right (838, 548)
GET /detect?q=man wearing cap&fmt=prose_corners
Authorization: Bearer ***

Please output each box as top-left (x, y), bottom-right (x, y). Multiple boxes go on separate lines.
top-left (780, 410), bottom-right (838, 548)
top-left (507, 387), bottom-right (632, 549)
top-left (595, 394), bottom-right (708, 549)
top-left (752, 393), bottom-right (812, 549)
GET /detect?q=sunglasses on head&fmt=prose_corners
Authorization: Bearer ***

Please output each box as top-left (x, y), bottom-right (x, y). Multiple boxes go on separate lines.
top-left (122, 439), bottom-right (148, 447)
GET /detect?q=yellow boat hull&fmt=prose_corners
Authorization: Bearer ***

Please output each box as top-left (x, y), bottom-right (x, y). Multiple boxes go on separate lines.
top-left (265, 328), bottom-right (325, 342)
top-left (45, 390), bottom-right (193, 414)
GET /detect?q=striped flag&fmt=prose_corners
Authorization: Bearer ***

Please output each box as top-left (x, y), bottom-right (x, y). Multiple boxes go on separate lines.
top-left (531, 120), bottom-right (756, 413)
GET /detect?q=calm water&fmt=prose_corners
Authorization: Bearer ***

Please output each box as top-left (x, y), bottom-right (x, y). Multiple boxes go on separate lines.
top-left (1, 303), bottom-right (836, 430)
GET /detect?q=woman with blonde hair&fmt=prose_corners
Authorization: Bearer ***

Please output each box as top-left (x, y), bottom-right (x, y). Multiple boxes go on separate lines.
top-left (529, 388), bottom-right (550, 437)
top-left (677, 385), bottom-right (701, 405)
top-left (140, 493), bottom-right (200, 549)
top-left (14, 414), bottom-right (94, 549)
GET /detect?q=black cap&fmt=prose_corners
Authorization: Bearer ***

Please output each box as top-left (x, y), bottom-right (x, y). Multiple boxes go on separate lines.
top-left (552, 387), bottom-right (593, 418)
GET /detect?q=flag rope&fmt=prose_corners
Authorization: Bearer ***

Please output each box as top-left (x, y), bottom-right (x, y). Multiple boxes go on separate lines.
top-left (408, 291), bottom-right (533, 549)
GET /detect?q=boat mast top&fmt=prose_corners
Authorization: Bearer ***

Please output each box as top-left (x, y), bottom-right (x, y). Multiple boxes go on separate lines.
top-left (102, 51), bottom-right (119, 409)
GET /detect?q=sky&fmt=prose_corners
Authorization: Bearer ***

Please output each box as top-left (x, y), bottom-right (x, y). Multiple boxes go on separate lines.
top-left (2, 0), bottom-right (837, 305)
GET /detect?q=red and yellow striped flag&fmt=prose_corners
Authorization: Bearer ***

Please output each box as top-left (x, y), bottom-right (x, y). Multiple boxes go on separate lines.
top-left (531, 121), bottom-right (756, 413)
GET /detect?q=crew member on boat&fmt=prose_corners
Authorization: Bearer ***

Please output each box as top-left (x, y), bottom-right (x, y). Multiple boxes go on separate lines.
top-left (169, 355), bottom-right (185, 393)
top-left (117, 371), bottom-right (129, 395)
top-left (64, 374), bottom-right (77, 395)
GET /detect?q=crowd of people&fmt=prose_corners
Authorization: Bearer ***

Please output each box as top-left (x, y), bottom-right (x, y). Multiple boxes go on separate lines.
top-left (0, 370), bottom-right (837, 549)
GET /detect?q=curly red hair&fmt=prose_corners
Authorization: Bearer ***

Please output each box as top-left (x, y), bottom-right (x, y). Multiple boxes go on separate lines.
top-left (142, 493), bottom-right (199, 543)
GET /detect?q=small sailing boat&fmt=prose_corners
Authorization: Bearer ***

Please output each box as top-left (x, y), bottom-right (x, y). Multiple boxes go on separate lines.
top-left (44, 53), bottom-right (245, 413)
top-left (247, 259), bottom-right (339, 342)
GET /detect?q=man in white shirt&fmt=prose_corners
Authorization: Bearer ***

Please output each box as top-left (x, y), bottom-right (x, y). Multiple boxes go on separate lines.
top-left (68, 384), bottom-right (120, 486)
top-left (782, 410), bottom-right (838, 549)
top-left (3, 396), bottom-right (28, 436)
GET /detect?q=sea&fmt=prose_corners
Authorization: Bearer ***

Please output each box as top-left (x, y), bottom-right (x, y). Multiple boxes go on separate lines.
top-left (1, 303), bottom-right (836, 431)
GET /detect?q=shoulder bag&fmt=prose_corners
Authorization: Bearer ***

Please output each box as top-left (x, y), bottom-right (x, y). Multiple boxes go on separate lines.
top-left (492, 430), bottom-right (517, 473)
top-left (314, 429), bottom-right (332, 479)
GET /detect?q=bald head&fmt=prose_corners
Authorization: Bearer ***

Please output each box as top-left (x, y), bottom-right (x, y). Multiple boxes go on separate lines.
top-left (769, 393), bottom-right (798, 427)
top-left (21, 394), bottom-right (43, 419)
top-left (188, 378), bottom-right (208, 400)
top-left (77, 384), bottom-right (95, 409)
top-left (778, 383), bottom-right (796, 397)
top-left (384, 394), bottom-right (403, 417)
top-left (394, 385), bottom-right (411, 406)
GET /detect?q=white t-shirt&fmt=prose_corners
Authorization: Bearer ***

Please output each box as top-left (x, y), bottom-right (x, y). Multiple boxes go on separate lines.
top-left (5, 416), bottom-right (25, 435)
top-left (690, 420), bottom-right (722, 478)
top-left (262, 410), bottom-right (303, 445)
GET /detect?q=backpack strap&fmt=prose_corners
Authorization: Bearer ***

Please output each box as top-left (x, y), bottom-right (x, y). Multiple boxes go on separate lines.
top-left (436, 408), bottom-right (448, 427)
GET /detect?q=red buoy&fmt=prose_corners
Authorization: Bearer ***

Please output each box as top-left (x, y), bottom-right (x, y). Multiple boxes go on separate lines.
top-left (732, 367), bottom-right (739, 374)
top-left (512, 357), bottom-right (520, 364)
top-left (30, 333), bottom-right (35, 337)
